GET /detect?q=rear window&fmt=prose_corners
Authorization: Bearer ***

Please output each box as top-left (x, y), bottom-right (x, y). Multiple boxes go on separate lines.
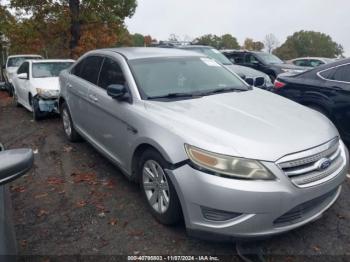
top-left (7, 56), bottom-right (42, 67)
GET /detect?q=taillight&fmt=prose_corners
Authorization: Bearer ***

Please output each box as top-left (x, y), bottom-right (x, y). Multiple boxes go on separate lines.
top-left (274, 80), bottom-right (286, 89)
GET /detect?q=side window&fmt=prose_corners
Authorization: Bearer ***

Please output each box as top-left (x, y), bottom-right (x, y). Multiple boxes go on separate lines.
top-left (71, 60), bottom-right (85, 77)
top-left (17, 62), bottom-right (29, 75)
top-left (98, 58), bottom-right (126, 89)
top-left (294, 59), bottom-right (309, 67)
top-left (74, 56), bottom-right (104, 85)
top-left (310, 60), bottom-right (324, 67)
top-left (230, 53), bottom-right (244, 63)
top-left (245, 54), bottom-right (259, 64)
top-left (333, 65), bottom-right (350, 83)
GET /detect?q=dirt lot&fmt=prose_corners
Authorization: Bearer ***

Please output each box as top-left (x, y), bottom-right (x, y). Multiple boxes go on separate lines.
top-left (1, 90), bottom-right (350, 261)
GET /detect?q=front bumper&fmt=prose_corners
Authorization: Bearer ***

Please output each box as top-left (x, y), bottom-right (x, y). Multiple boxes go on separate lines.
top-left (167, 146), bottom-right (348, 239)
top-left (37, 97), bottom-right (59, 113)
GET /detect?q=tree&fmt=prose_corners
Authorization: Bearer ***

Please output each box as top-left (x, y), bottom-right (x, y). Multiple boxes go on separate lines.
top-left (243, 38), bottom-right (264, 51)
top-left (8, 0), bottom-right (137, 57)
top-left (143, 35), bottom-right (153, 46)
top-left (274, 30), bottom-right (344, 60)
top-left (169, 34), bottom-right (179, 42)
top-left (194, 34), bottom-right (239, 50)
top-left (219, 34), bottom-right (240, 49)
top-left (264, 34), bottom-right (279, 53)
top-left (132, 33), bottom-right (144, 47)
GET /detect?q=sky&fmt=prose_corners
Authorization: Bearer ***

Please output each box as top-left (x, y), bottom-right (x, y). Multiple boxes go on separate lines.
top-left (126, 0), bottom-right (350, 56)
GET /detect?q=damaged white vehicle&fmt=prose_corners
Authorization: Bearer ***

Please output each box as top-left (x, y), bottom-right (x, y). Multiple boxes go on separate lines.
top-left (12, 59), bottom-right (74, 120)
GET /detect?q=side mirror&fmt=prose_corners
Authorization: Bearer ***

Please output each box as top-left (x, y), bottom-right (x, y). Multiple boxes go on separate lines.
top-left (0, 148), bottom-right (34, 185)
top-left (1, 65), bottom-right (5, 70)
top-left (17, 73), bottom-right (28, 80)
top-left (252, 61), bottom-right (261, 66)
top-left (107, 84), bottom-right (129, 101)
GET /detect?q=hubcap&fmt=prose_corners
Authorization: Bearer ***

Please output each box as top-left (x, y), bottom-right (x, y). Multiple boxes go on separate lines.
top-left (62, 109), bottom-right (72, 136)
top-left (142, 160), bottom-right (170, 214)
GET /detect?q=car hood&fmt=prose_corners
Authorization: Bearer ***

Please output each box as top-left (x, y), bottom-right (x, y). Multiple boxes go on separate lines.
top-left (225, 64), bottom-right (268, 78)
top-left (144, 89), bottom-right (338, 161)
top-left (31, 77), bottom-right (60, 90)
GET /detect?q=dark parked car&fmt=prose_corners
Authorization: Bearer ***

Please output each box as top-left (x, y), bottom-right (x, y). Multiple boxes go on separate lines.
top-left (274, 58), bottom-right (350, 143)
top-left (0, 144), bottom-right (34, 259)
top-left (221, 50), bottom-right (307, 81)
top-left (178, 45), bottom-right (273, 90)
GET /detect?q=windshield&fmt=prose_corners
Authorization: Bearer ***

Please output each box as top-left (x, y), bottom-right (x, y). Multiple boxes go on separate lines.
top-left (129, 57), bottom-right (248, 99)
top-left (193, 48), bottom-right (233, 65)
top-left (32, 62), bottom-right (73, 78)
top-left (257, 53), bottom-right (283, 64)
top-left (7, 56), bottom-right (42, 67)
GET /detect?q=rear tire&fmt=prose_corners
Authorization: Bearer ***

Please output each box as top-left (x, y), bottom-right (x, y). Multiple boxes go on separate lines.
top-left (61, 102), bottom-right (82, 142)
top-left (13, 90), bottom-right (20, 107)
top-left (139, 149), bottom-right (182, 225)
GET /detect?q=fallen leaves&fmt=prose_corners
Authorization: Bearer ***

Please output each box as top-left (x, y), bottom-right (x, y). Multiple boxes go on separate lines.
top-left (71, 172), bottom-right (97, 185)
top-left (108, 218), bottom-right (118, 226)
top-left (37, 209), bottom-right (49, 217)
top-left (63, 145), bottom-right (73, 153)
top-left (311, 245), bottom-right (321, 252)
top-left (47, 177), bottom-right (64, 186)
top-left (76, 200), bottom-right (87, 208)
top-left (11, 185), bottom-right (26, 193)
top-left (128, 230), bottom-right (144, 237)
top-left (34, 193), bottom-right (48, 199)
top-left (20, 240), bottom-right (28, 248)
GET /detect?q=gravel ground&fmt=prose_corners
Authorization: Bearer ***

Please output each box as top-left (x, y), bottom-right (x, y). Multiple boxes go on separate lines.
top-left (1, 90), bottom-right (350, 261)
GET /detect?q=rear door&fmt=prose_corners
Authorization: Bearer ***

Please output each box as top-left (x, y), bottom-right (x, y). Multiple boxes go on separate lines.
top-left (66, 56), bottom-right (104, 134)
top-left (324, 64), bottom-right (350, 139)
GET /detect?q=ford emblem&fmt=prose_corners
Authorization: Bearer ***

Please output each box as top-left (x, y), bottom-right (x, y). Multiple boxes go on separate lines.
top-left (317, 158), bottom-right (331, 171)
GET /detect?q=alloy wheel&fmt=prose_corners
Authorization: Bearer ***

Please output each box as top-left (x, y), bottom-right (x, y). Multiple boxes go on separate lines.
top-left (142, 160), bottom-right (170, 214)
top-left (62, 108), bottom-right (72, 137)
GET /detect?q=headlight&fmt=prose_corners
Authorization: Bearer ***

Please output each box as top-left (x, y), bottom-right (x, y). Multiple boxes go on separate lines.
top-left (36, 88), bottom-right (59, 98)
top-left (185, 144), bottom-right (275, 180)
top-left (264, 75), bottom-right (272, 85)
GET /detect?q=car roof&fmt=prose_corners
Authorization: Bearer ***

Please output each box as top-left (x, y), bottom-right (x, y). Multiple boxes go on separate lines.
top-left (7, 54), bottom-right (42, 58)
top-left (90, 47), bottom-right (204, 60)
top-left (30, 59), bottom-right (75, 63)
top-left (291, 57), bottom-right (333, 61)
top-left (179, 45), bottom-right (214, 49)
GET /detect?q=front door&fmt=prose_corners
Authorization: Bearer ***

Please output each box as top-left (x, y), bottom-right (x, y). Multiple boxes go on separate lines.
top-left (86, 55), bottom-right (133, 169)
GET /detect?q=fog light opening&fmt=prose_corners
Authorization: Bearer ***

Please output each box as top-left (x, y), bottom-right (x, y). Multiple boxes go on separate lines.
top-left (201, 206), bottom-right (242, 222)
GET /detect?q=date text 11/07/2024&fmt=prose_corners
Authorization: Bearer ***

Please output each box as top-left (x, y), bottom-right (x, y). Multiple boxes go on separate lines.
top-left (127, 256), bottom-right (220, 261)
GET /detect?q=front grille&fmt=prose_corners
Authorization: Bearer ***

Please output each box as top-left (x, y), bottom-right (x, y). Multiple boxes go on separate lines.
top-left (274, 187), bottom-right (339, 225)
top-left (244, 77), bottom-right (266, 87)
top-left (277, 138), bottom-right (345, 187)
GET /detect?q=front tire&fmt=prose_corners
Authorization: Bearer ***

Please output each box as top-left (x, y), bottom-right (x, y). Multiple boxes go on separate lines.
top-left (61, 102), bottom-right (82, 142)
top-left (139, 149), bottom-right (182, 225)
top-left (31, 96), bottom-right (45, 121)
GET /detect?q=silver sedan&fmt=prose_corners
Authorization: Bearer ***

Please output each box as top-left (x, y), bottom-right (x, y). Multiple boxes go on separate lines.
top-left (58, 48), bottom-right (349, 239)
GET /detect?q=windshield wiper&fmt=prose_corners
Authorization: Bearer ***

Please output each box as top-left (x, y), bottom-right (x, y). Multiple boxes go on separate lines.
top-left (197, 87), bottom-right (249, 96)
top-left (147, 92), bottom-right (202, 100)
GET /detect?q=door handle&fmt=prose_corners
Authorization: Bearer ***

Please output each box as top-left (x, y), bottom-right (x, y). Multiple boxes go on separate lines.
top-left (66, 83), bottom-right (72, 88)
top-left (89, 94), bottom-right (98, 102)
